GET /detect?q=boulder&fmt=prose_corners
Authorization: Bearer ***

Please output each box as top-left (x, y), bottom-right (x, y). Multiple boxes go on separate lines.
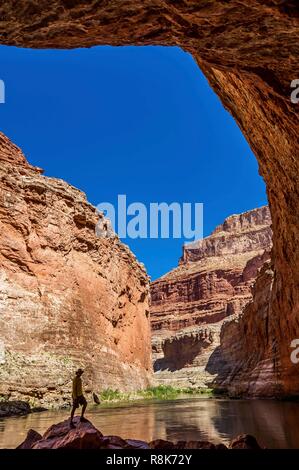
top-left (230, 434), bottom-right (262, 449)
top-left (149, 439), bottom-right (176, 450)
top-left (150, 439), bottom-right (228, 449)
top-left (16, 418), bottom-right (262, 450)
top-left (17, 430), bottom-right (42, 449)
top-left (32, 417), bottom-right (103, 449)
top-left (176, 440), bottom-right (217, 449)
top-left (99, 436), bottom-right (149, 449)
top-left (0, 401), bottom-right (31, 418)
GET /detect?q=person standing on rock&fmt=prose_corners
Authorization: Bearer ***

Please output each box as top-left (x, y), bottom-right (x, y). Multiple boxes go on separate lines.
top-left (70, 368), bottom-right (87, 427)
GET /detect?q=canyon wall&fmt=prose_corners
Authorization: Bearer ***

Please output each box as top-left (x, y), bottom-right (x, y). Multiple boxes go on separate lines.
top-left (150, 207), bottom-right (272, 389)
top-left (0, 1), bottom-right (299, 396)
top-left (216, 259), bottom-right (276, 396)
top-left (0, 132), bottom-right (152, 407)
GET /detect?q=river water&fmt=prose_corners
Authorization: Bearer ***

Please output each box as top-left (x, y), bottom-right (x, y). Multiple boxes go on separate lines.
top-left (1, 397), bottom-right (299, 449)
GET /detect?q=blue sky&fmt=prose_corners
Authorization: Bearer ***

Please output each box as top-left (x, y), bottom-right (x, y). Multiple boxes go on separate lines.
top-left (0, 45), bottom-right (267, 280)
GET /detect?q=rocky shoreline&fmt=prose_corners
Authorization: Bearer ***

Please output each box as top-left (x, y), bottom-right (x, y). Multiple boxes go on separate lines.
top-left (0, 401), bottom-right (47, 419)
top-left (0, 386), bottom-right (226, 419)
top-left (17, 417), bottom-right (263, 450)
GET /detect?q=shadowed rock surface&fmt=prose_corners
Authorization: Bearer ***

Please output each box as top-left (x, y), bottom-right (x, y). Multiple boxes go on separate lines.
top-left (230, 434), bottom-right (263, 450)
top-left (151, 207), bottom-right (272, 389)
top-left (216, 259), bottom-right (278, 396)
top-left (0, 401), bottom-right (31, 418)
top-left (17, 429), bottom-right (42, 449)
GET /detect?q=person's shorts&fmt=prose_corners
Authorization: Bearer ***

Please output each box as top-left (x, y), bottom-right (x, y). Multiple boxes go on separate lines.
top-left (73, 395), bottom-right (87, 408)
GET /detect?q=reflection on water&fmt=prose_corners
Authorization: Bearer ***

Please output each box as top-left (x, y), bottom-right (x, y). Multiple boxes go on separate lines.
top-left (1, 397), bottom-right (299, 449)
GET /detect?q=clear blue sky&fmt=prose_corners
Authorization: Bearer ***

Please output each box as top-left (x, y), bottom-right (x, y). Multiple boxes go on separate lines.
top-left (0, 45), bottom-right (267, 280)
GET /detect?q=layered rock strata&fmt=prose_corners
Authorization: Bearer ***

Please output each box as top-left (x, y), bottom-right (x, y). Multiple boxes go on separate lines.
top-left (150, 207), bottom-right (272, 389)
top-left (0, 132), bottom-right (152, 407)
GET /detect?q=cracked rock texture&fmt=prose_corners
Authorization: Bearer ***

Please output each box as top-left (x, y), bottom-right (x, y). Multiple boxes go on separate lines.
top-left (150, 207), bottom-right (272, 389)
top-left (0, 132), bottom-right (152, 407)
top-left (0, 1), bottom-right (298, 396)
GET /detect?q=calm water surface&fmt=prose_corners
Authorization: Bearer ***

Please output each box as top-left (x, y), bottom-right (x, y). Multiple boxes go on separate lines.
top-left (1, 397), bottom-right (299, 449)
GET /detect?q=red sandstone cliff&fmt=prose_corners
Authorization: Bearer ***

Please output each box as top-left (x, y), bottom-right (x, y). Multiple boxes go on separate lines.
top-left (150, 207), bottom-right (272, 389)
top-left (0, 132), bottom-right (152, 407)
top-left (216, 260), bottom-right (276, 396)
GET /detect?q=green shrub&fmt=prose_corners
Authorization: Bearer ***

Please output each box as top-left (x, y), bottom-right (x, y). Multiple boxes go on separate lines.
top-left (97, 385), bottom-right (215, 404)
top-left (99, 389), bottom-right (128, 402)
top-left (138, 385), bottom-right (181, 399)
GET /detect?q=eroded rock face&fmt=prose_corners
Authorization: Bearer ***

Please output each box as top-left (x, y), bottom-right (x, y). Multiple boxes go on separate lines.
top-left (0, 132), bottom-right (152, 407)
top-left (216, 260), bottom-right (279, 396)
top-left (0, 1), bottom-right (298, 396)
top-left (181, 206), bottom-right (272, 264)
top-left (150, 207), bottom-right (272, 388)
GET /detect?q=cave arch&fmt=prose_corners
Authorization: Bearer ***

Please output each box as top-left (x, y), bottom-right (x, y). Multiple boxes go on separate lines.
top-left (0, 0), bottom-right (298, 396)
